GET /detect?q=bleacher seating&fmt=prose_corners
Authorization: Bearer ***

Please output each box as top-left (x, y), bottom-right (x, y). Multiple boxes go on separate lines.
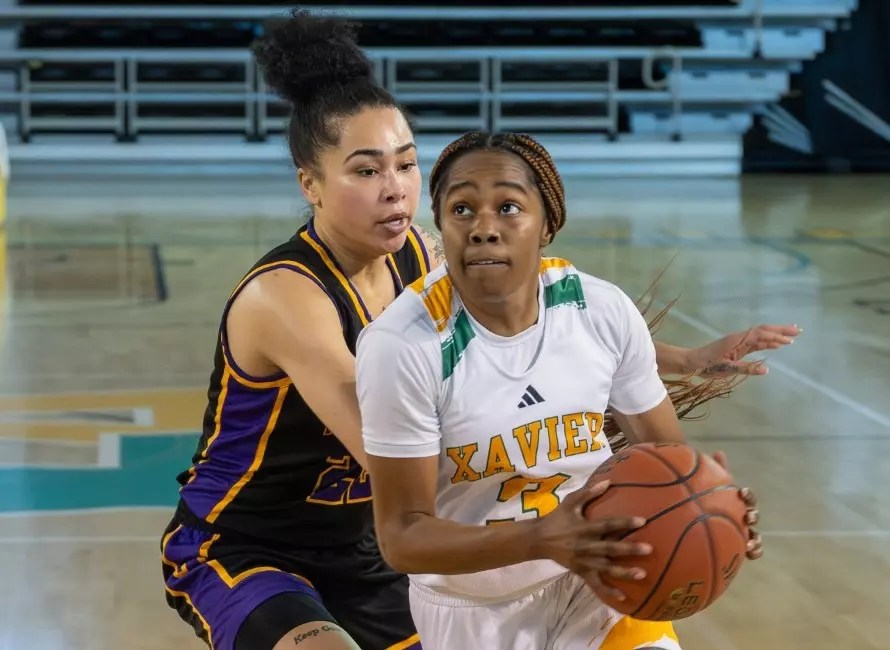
top-left (0, 0), bottom-right (860, 176)
top-left (20, 19), bottom-right (703, 49)
top-left (19, 1), bottom-right (743, 6)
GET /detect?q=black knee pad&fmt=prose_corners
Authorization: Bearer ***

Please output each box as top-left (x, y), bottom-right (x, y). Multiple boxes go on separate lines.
top-left (235, 591), bottom-right (340, 650)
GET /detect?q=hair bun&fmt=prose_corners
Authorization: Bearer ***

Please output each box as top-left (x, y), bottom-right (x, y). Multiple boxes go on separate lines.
top-left (252, 9), bottom-right (375, 105)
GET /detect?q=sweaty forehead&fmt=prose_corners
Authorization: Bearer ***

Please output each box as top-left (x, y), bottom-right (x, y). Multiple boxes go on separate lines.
top-left (446, 150), bottom-right (536, 189)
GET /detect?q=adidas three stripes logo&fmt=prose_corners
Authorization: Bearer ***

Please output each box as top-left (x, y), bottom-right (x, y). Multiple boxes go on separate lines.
top-left (517, 385), bottom-right (545, 408)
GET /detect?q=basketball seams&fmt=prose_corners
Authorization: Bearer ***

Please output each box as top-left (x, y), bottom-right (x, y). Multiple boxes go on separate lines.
top-left (701, 514), bottom-right (719, 610)
top-left (717, 512), bottom-right (749, 541)
top-left (612, 484), bottom-right (737, 541)
top-left (629, 515), bottom-right (710, 618)
top-left (707, 509), bottom-right (750, 609)
top-left (597, 478), bottom-right (688, 489)
top-left (593, 444), bottom-right (748, 620)
top-left (654, 447), bottom-right (711, 610)
top-left (703, 513), bottom-right (749, 609)
top-left (634, 444), bottom-right (700, 489)
top-left (682, 449), bottom-right (716, 610)
top-left (595, 445), bottom-right (697, 489)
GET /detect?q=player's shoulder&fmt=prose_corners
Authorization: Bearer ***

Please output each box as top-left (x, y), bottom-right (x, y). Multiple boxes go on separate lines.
top-left (231, 227), bottom-right (328, 300)
top-left (251, 225), bottom-right (316, 267)
top-left (540, 256), bottom-right (631, 308)
top-left (358, 264), bottom-right (448, 350)
top-left (540, 257), bottom-right (641, 352)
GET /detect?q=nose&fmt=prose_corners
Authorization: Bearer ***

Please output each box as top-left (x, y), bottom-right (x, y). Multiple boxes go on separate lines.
top-left (381, 171), bottom-right (406, 203)
top-left (469, 212), bottom-right (500, 245)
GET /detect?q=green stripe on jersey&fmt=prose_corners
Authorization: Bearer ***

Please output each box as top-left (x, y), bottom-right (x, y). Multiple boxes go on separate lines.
top-left (544, 274), bottom-right (586, 310)
top-left (442, 309), bottom-right (475, 380)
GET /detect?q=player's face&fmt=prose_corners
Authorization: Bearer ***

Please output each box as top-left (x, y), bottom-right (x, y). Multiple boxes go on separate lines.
top-left (438, 149), bottom-right (550, 304)
top-left (302, 106), bottom-right (421, 256)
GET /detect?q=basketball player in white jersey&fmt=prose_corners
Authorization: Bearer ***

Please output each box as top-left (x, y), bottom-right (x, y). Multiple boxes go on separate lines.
top-left (355, 132), bottom-right (763, 649)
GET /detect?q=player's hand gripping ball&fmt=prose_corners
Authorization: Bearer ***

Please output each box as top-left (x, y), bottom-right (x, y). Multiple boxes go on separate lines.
top-left (582, 442), bottom-right (758, 621)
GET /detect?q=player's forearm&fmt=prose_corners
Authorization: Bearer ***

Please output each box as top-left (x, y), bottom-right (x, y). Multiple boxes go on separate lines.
top-left (653, 341), bottom-right (693, 376)
top-left (377, 512), bottom-right (541, 575)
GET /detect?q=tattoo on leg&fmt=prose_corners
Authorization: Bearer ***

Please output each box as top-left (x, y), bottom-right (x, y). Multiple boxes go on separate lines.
top-left (293, 625), bottom-right (338, 645)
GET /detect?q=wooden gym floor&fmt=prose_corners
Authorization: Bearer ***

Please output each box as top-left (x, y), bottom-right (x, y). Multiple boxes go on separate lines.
top-left (0, 173), bottom-right (887, 650)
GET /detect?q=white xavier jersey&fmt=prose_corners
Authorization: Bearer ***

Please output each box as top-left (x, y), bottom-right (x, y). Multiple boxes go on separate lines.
top-left (356, 258), bottom-right (668, 603)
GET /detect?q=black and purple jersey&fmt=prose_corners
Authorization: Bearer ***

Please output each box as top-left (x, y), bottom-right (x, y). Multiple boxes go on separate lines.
top-left (175, 219), bottom-right (431, 546)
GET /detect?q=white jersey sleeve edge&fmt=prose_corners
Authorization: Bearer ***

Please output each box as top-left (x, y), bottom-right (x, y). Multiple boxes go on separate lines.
top-left (356, 319), bottom-right (443, 460)
top-left (609, 385), bottom-right (668, 416)
top-left (363, 439), bottom-right (442, 459)
top-left (600, 282), bottom-right (669, 416)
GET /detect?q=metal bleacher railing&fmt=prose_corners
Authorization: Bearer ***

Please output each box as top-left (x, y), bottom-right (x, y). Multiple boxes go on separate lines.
top-left (0, 0), bottom-right (858, 143)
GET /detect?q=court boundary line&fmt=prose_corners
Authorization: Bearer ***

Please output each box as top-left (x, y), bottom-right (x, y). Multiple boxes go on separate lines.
top-left (0, 406), bottom-right (155, 427)
top-left (0, 462), bottom-right (100, 469)
top-left (0, 384), bottom-right (205, 399)
top-left (0, 437), bottom-right (96, 446)
top-left (687, 434), bottom-right (890, 441)
top-left (0, 429), bottom-right (200, 470)
top-left (0, 505), bottom-right (175, 518)
top-left (0, 429), bottom-right (200, 442)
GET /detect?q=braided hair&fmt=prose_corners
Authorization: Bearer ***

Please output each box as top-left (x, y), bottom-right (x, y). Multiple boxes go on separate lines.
top-left (606, 288), bottom-right (744, 452)
top-left (429, 131), bottom-right (742, 451)
top-left (429, 131), bottom-right (567, 241)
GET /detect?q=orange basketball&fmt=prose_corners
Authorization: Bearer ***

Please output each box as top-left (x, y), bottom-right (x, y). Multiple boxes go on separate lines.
top-left (582, 442), bottom-right (749, 621)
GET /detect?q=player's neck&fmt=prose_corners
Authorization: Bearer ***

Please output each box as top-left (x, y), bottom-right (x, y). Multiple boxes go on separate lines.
top-left (461, 283), bottom-right (540, 337)
top-left (313, 217), bottom-right (388, 280)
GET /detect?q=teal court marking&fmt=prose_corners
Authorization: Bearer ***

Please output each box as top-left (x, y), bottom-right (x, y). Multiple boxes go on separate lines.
top-left (0, 432), bottom-right (196, 512)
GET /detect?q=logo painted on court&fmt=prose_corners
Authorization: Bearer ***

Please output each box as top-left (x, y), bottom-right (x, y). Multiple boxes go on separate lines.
top-left (0, 389), bottom-right (204, 512)
top-left (0, 432), bottom-right (195, 512)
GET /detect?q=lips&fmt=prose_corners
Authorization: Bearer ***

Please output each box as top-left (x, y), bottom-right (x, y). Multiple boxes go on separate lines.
top-left (466, 258), bottom-right (508, 267)
top-left (379, 212), bottom-right (409, 235)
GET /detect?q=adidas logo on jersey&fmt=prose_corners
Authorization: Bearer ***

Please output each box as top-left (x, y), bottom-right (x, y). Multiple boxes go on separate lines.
top-left (517, 385), bottom-right (545, 408)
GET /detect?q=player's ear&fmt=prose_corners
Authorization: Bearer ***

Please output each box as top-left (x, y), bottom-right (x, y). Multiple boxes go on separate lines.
top-left (298, 167), bottom-right (322, 209)
top-left (539, 222), bottom-right (552, 248)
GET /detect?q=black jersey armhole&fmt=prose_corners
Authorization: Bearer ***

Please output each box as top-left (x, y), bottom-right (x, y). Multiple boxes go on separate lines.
top-left (219, 261), bottom-right (345, 385)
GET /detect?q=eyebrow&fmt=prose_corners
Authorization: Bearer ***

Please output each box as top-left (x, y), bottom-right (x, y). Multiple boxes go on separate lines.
top-left (445, 179), bottom-right (530, 195)
top-left (344, 142), bottom-right (416, 163)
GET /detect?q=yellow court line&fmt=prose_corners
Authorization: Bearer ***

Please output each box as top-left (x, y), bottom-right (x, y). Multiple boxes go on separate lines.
top-left (0, 388), bottom-right (206, 441)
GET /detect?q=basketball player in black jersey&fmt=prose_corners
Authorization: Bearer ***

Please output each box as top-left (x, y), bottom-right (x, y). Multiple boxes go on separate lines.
top-left (160, 13), bottom-right (434, 650)
top-left (160, 10), bottom-right (800, 650)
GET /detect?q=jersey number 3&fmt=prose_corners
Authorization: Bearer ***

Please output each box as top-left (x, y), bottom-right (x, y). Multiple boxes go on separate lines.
top-left (486, 473), bottom-right (570, 525)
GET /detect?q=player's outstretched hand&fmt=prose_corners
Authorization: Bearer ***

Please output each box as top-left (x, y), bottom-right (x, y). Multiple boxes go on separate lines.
top-left (712, 450), bottom-right (763, 560)
top-left (689, 323), bottom-right (801, 377)
top-left (529, 480), bottom-right (651, 602)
